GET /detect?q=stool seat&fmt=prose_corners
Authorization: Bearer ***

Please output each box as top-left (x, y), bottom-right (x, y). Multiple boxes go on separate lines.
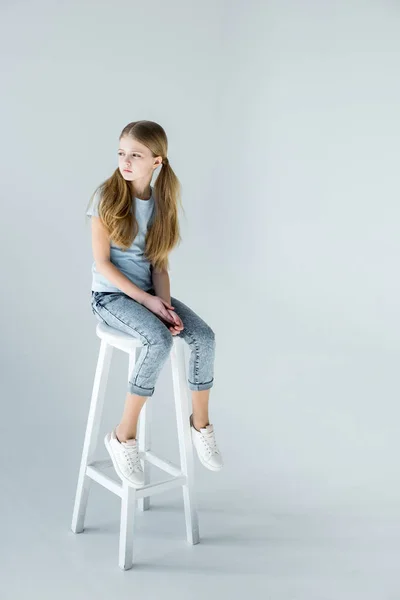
top-left (71, 320), bottom-right (200, 570)
top-left (95, 322), bottom-right (143, 352)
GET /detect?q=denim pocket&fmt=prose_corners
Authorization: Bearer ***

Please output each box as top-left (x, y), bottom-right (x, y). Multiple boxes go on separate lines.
top-left (93, 291), bottom-right (121, 309)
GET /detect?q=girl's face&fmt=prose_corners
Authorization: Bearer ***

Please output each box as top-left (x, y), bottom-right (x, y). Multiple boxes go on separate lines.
top-left (118, 136), bottom-right (162, 181)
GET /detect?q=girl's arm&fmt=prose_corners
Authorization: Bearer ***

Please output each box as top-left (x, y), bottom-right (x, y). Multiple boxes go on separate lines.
top-left (151, 269), bottom-right (171, 304)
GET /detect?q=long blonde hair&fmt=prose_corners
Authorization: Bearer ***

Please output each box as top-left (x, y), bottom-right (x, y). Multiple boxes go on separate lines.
top-left (86, 120), bottom-right (183, 271)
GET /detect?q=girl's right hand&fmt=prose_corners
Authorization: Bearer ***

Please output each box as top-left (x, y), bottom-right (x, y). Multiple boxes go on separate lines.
top-left (142, 294), bottom-right (176, 324)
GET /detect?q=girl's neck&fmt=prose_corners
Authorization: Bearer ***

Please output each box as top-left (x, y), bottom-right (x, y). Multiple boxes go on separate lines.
top-left (131, 183), bottom-right (152, 201)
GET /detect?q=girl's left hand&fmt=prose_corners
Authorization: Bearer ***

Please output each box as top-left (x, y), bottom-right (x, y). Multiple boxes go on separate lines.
top-left (164, 308), bottom-right (184, 335)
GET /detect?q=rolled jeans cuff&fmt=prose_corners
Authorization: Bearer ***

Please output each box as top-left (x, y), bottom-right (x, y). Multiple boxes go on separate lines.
top-left (187, 378), bottom-right (214, 392)
top-left (128, 381), bottom-right (155, 397)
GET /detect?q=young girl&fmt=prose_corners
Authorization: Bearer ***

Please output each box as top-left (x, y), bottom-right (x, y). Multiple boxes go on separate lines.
top-left (86, 120), bottom-right (223, 487)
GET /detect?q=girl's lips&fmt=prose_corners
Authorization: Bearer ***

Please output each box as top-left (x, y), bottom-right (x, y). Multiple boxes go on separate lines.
top-left (124, 169), bottom-right (132, 172)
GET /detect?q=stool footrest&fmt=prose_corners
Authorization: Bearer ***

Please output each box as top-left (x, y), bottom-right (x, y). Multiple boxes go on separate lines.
top-left (86, 464), bottom-right (187, 499)
top-left (89, 450), bottom-right (182, 478)
top-left (144, 450), bottom-right (182, 477)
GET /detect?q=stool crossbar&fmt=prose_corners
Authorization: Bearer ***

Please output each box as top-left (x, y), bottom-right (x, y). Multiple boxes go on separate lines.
top-left (71, 322), bottom-right (200, 570)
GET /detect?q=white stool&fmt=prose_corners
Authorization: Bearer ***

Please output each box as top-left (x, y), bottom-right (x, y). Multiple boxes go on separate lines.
top-left (71, 321), bottom-right (200, 570)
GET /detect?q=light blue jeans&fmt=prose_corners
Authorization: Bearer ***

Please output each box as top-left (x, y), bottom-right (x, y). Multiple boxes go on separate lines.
top-left (90, 288), bottom-right (215, 397)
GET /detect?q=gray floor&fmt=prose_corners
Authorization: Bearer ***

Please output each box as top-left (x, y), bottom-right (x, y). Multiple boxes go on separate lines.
top-left (2, 435), bottom-right (400, 600)
top-left (1, 327), bottom-right (398, 599)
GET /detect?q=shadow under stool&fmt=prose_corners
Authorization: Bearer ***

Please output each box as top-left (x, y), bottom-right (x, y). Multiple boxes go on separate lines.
top-left (71, 321), bottom-right (200, 570)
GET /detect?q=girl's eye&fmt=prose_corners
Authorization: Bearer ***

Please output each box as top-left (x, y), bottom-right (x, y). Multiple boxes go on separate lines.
top-left (118, 152), bottom-right (140, 157)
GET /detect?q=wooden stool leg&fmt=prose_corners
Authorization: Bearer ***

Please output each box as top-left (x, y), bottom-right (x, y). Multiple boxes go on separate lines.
top-left (170, 339), bottom-right (200, 545)
top-left (71, 340), bottom-right (113, 533)
top-left (137, 399), bottom-right (152, 511)
top-left (127, 347), bottom-right (152, 512)
top-left (119, 482), bottom-right (137, 570)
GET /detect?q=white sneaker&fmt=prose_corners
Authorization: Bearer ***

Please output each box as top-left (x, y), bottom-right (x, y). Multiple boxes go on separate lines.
top-left (190, 414), bottom-right (223, 471)
top-left (104, 428), bottom-right (145, 487)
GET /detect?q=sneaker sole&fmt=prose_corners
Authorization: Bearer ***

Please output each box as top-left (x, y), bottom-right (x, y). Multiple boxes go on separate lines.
top-left (190, 429), bottom-right (223, 471)
top-left (104, 432), bottom-right (144, 487)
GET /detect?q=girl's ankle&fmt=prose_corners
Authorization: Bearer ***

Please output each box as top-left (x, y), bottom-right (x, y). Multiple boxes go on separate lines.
top-left (115, 425), bottom-right (136, 443)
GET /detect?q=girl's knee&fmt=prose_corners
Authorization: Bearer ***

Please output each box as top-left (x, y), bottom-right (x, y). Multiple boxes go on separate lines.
top-left (153, 329), bottom-right (174, 350)
top-left (203, 325), bottom-right (215, 345)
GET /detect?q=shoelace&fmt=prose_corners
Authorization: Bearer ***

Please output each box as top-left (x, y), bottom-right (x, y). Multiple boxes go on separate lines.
top-left (120, 443), bottom-right (143, 472)
top-left (200, 429), bottom-right (220, 457)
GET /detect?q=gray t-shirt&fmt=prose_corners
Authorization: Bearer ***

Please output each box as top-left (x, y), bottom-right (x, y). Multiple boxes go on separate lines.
top-left (86, 185), bottom-right (155, 293)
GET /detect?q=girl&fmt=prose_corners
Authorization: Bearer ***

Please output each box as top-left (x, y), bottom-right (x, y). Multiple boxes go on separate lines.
top-left (86, 120), bottom-right (223, 487)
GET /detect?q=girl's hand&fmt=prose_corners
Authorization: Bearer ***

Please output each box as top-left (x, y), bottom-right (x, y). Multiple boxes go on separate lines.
top-left (164, 309), bottom-right (184, 335)
top-left (142, 294), bottom-right (176, 324)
